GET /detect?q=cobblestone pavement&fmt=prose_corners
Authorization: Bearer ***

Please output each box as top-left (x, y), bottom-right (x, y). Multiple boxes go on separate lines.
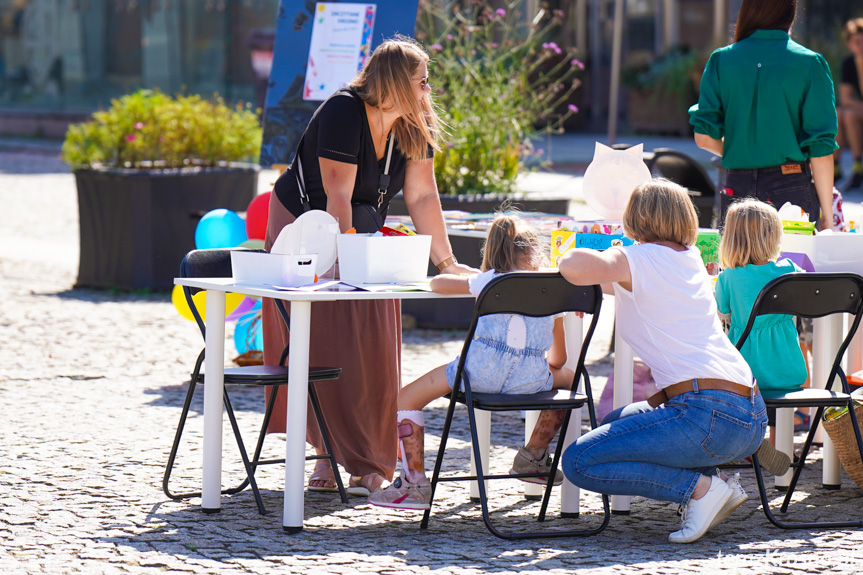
top-left (2, 150), bottom-right (863, 574)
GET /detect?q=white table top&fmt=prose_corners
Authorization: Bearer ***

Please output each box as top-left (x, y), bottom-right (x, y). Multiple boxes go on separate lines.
top-left (174, 277), bottom-right (472, 302)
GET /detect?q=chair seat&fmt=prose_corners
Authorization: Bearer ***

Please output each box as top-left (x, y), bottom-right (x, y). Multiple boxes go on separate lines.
top-left (196, 365), bottom-right (341, 383)
top-left (453, 388), bottom-right (588, 411)
top-left (762, 387), bottom-right (850, 408)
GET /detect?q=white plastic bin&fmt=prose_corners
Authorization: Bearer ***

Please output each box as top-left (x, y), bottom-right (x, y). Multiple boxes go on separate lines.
top-left (336, 234), bottom-right (432, 284)
top-left (230, 251), bottom-right (318, 286)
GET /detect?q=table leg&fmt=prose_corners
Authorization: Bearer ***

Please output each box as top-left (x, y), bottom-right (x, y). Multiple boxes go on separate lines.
top-left (560, 313), bottom-right (584, 517)
top-left (774, 408), bottom-right (794, 489)
top-left (813, 316), bottom-right (842, 489)
top-left (611, 312), bottom-right (634, 514)
top-left (283, 300), bottom-right (311, 532)
top-left (469, 410), bottom-right (491, 500)
top-left (523, 411), bottom-right (542, 500)
top-left (201, 289), bottom-right (226, 514)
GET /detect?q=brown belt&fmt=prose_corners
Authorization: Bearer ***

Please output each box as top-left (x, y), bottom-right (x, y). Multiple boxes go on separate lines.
top-left (647, 378), bottom-right (758, 408)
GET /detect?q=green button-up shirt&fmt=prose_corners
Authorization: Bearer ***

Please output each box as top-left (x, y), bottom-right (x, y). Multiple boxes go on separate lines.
top-left (689, 29), bottom-right (838, 169)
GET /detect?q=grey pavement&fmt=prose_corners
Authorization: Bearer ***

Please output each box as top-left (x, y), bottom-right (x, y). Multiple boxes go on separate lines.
top-left (2, 142), bottom-right (863, 574)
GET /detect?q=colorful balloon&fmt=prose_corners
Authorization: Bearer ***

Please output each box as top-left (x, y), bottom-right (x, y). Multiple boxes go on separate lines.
top-left (225, 296), bottom-right (258, 321)
top-left (234, 311), bottom-right (264, 354)
top-left (245, 192), bottom-right (271, 240)
top-left (172, 285), bottom-right (245, 322)
top-left (194, 209), bottom-right (248, 249)
top-left (171, 285), bottom-right (195, 321)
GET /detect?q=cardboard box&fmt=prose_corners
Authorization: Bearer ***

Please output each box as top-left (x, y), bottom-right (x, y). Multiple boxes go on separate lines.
top-left (231, 251), bottom-right (318, 286)
top-left (337, 234), bottom-right (432, 284)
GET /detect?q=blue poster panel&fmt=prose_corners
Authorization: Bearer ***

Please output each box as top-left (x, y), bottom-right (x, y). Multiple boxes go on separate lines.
top-left (260, 0), bottom-right (419, 168)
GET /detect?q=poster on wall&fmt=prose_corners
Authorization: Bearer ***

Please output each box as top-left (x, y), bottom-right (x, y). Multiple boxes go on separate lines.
top-left (303, 3), bottom-right (376, 101)
top-left (260, 0), bottom-right (419, 168)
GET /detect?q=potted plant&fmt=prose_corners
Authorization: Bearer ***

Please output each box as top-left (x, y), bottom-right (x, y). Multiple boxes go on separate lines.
top-left (62, 89), bottom-right (262, 290)
top-left (387, 0), bottom-right (583, 217)
top-left (623, 46), bottom-right (701, 136)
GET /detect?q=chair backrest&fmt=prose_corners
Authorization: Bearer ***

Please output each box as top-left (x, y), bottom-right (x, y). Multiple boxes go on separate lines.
top-left (736, 272), bottom-right (863, 393)
top-left (453, 272), bottom-right (603, 400)
top-left (648, 148), bottom-right (716, 196)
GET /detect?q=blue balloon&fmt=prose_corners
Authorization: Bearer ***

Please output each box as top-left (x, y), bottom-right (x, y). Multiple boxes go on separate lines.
top-left (195, 209), bottom-right (248, 249)
top-left (234, 311), bottom-right (263, 354)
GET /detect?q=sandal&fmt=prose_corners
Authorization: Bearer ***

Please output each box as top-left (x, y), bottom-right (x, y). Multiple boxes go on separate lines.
top-left (794, 410), bottom-right (811, 433)
top-left (347, 473), bottom-right (385, 497)
top-left (307, 460), bottom-right (339, 493)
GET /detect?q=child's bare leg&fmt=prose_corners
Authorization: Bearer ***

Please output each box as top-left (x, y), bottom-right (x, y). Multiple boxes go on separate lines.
top-left (525, 409), bottom-right (565, 458)
top-left (396, 365), bottom-right (450, 482)
top-left (550, 365), bottom-right (575, 390)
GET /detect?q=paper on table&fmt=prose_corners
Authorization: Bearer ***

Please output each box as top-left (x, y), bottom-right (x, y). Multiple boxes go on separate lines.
top-left (339, 281), bottom-right (432, 292)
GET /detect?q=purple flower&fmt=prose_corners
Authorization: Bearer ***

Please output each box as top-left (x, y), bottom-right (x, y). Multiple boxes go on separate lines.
top-left (491, 42), bottom-right (498, 48)
top-left (571, 58), bottom-right (585, 70)
top-left (134, 122), bottom-right (144, 129)
top-left (537, 148), bottom-right (545, 156)
top-left (495, 8), bottom-right (506, 17)
top-left (470, 49), bottom-right (477, 55)
top-left (447, 33), bottom-right (454, 40)
top-left (430, 43), bottom-right (443, 51)
top-left (126, 135), bottom-right (136, 142)
top-left (567, 104), bottom-right (579, 114)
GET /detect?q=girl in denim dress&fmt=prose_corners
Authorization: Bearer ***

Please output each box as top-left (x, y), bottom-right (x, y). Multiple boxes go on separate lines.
top-left (369, 214), bottom-right (574, 510)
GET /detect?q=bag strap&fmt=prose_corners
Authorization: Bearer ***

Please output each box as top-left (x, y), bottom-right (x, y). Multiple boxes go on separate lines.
top-left (294, 136), bottom-right (312, 213)
top-left (377, 134), bottom-right (394, 210)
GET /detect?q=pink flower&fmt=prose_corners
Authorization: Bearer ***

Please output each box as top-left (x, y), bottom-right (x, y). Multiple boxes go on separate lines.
top-left (495, 8), bottom-right (506, 17)
top-left (134, 122), bottom-right (144, 129)
top-left (542, 41), bottom-right (562, 54)
top-left (126, 135), bottom-right (136, 142)
top-left (491, 42), bottom-right (498, 48)
top-left (567, 104), bottom-right (579, 114)
top-left (537, 148), bottom-right (545, 156)
top-left (430, 43), bottom-right (442, 51)
top-left (447, 34), bottom-right (454, 40)
top-left (571, 58), bottom-right (585, 69)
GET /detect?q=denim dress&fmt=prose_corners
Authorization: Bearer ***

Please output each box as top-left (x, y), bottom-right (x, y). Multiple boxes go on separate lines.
top-left (445, 270), bottom-right (556, 394)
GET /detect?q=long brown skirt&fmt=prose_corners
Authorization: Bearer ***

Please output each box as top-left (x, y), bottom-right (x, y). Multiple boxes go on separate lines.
top-left (261, 195), bottom-right (400, 480)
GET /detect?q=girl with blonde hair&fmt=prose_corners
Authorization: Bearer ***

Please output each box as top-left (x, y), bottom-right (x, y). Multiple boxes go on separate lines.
top-left (716, 199), bottom-right (807, 454)
top-left (369, 214), bottom-right (575, 510)
top-left (262, 36), bottom-right (475, 496)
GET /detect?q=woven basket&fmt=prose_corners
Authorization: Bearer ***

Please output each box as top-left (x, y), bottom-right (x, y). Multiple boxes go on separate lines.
top-left (822, 401), bottom-right (863, 489)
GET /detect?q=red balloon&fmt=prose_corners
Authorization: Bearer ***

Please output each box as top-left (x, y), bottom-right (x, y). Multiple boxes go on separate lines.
top-left (245, 192), bottom-right (271, 240)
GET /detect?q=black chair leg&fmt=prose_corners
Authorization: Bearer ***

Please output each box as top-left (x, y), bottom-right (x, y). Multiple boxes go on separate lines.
top-left (421, 394), bottom-right (459, 530)
top-left (309, 384), bottom-right (349, 503)
top-left (163, 378), bottom-right (199, 500)
top-left (751, 405), bottom-right (863, 529)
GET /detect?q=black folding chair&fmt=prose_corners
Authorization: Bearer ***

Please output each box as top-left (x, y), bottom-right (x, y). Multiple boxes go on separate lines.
top-left (163, 248), bottom-right (346, 514)
top-left (420, 272), bottom-right (611, 539)
top-left (647, 148), bottom-right (717, 228)
top-left (734, 272), bottom-right (863, 529)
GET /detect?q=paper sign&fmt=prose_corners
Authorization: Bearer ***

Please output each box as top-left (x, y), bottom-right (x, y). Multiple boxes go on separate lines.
top-left (303, 3), bottom-right (376, 101)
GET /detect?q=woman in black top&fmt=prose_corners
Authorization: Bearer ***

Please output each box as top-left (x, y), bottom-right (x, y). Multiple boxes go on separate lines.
top-left (262, 37), bottom-right (476, 495)
top-left (836, 18), bottom-right (863, 188)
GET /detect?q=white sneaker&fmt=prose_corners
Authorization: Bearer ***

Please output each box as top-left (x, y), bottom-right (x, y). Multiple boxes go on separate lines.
top-left (708, 473), bottom-right (747, 530)
top-left (669, 476), bottom-right (732, 544)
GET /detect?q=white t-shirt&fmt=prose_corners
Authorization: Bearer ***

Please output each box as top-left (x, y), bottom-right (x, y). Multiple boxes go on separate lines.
top-left (611, 243), bottom-right (753, 389)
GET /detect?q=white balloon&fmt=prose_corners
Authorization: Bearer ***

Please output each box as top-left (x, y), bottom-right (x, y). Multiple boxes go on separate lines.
top-left (582, 143), bottom-right (652, 220)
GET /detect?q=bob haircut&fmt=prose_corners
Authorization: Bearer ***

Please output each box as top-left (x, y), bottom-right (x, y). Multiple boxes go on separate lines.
top-left (350, 36), bottom-right (440, 160)
top-left (481, 214), bottom-right (545, 273)
top-left (844, 18), bottom-right (863, 43)
top-left (622, 179), bottom-right (698, 247)
top-left (734, 0), bottom-right (796, 43)
top-left (719, 199), bottom-right (783, 269)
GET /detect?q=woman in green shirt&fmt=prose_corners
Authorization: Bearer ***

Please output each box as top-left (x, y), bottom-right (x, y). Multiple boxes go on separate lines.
top-left (689, 0), bottom-right (837, 230)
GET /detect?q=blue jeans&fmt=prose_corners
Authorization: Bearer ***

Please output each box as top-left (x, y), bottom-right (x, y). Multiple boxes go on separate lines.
top-left (562, 388), bottom-right (767, 504)
top-left (719, 164), bottom-right (817, 227)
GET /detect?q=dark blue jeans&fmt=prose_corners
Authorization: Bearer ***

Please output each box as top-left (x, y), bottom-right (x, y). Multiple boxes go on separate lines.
top-left (719, 163), bottom-right (817, 227)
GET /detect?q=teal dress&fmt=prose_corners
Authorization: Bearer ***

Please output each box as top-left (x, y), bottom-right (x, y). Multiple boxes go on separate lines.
top-left (715, 259), bottom-right (807, 393)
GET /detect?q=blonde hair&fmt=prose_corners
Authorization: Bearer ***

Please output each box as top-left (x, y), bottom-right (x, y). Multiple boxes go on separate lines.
top-left (481, 214), bottom-right (545, 273)
top-left (350, 36), bottom-right (440, 160)
top-left (844, 18), bottom-right (863, 43)
top-left (719, 199), bottom-right (783, 269)
top-left (622, 179), bottom-right (698, 246)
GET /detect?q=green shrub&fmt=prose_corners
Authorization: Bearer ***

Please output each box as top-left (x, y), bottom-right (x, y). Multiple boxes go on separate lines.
top-left (61, 89), bottom-right (262, 170)
top-left (417, 0), bottom-right (583, 195)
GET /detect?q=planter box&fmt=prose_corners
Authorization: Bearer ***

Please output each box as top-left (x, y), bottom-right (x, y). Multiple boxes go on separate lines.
top-left (627, 88), bottom-right (694, 137)
top-left (75, 164), bottom-right (259, 290)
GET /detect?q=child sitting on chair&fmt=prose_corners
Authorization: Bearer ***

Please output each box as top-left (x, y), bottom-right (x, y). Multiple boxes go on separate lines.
top-left (368, 214), bottom-right (576, 510)
top-left (716, 199), bottom-right (807, 475)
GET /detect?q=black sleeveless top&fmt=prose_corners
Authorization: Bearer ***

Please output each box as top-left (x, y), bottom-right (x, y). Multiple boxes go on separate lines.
top-left (274, 88), bottom-right (420, 219)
